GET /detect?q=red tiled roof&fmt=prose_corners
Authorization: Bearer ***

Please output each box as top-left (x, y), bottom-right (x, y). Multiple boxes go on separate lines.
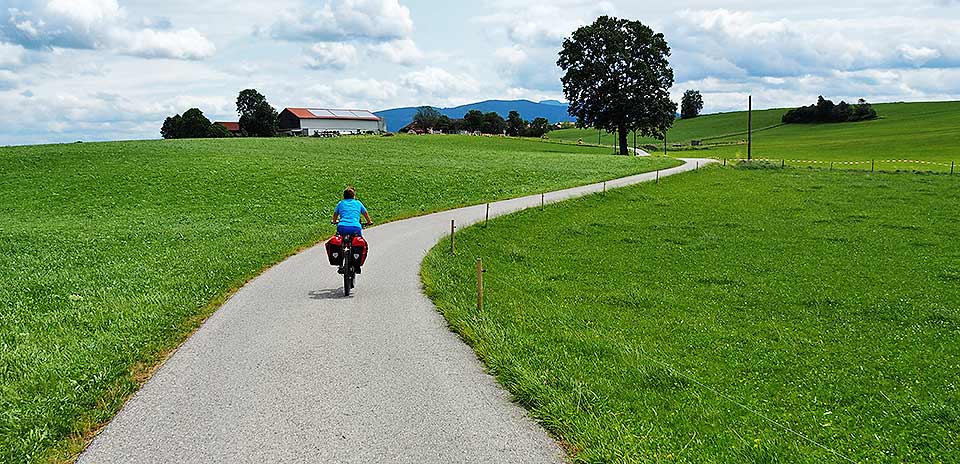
top-left (283, 108), bottom-right (382, 122)
top-left (215, 122), bottom-right (240, 131)
top-left (286, 108), bottom-right (317, 119)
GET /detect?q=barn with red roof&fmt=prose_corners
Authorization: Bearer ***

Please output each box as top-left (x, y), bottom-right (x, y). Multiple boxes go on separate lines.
top-left (279, 108), bottom-right (385, 136)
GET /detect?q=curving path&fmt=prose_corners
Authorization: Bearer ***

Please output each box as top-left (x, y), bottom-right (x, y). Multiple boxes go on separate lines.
top-left (79, 158), bottom-right (715, 463)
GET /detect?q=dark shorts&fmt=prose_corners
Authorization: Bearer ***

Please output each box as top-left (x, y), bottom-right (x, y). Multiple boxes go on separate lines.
top-left (337, 224), bottom-right (363, 236)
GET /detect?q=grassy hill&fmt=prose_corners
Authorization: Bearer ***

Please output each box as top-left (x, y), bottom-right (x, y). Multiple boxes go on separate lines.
top-left (423, 166), bottom-right (960, 462)
top-left (0, 136), bottom-right (677, 463)
top-left (551, 101), bottom-right (960, 171)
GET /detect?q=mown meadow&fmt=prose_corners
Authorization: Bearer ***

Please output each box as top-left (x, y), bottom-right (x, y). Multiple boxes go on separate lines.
top-left (0, 135), bottom-right (677, 462)
top-left (423, 166), bottom-right (959, 463)
top-left (551, 101), bottom-right (960, 172)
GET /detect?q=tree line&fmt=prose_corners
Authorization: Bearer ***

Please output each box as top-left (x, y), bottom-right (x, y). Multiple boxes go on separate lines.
top-left (161, 89), bottom-right (279, 139)
top-left (411, 107), bottom-right (553, 137)
top-left (782, 96), bottom-right (878, 124)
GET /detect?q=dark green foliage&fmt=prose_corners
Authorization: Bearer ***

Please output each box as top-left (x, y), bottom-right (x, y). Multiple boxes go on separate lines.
top-left (680, 90), bottom-right (704, 119)
top-left (525, 117), bottom-right (552, 138)
top-left (160, 109), bottom-right (230, 139)
top-left (482, 112), bottom-right (507, 135)
top-left (507, 110), bottom-right (526, 136)
top-left (783, 96), bottom-right (878, 124)
top-left (179, 108), bottom-right (213, 138)
top-left (462, 110), bottom-right (485, 132)
top-left (558, 16), bottom-right (677, 155)
top-left (208, 123), bottom-right (234, 138)
top-left (423, 167), bottom-right (960, 462)
top-left (236, 89), bottom-right (279, 137)
top-left (160, 114), bottom-right (182, 139)
top-left (413, 106), bottom-right (444, 131)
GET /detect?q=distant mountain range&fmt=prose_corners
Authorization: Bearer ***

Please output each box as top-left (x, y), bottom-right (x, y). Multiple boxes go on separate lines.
top-left (374, 99), bottom-right (575, 132)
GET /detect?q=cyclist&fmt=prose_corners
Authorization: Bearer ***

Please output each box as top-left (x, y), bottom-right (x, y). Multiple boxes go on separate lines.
top-left (332, 187), bottom-right (373, 235)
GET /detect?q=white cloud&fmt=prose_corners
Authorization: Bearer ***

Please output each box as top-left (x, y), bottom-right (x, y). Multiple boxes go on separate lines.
top-left (112, 27), bottom-right (215, 60)
top-left (399, 67), bottom-right (481, 100)
top-left (898, 45), bottom-right (941, 65)
top-left (304, 42), bottom-right (358, 69)
top-left (478, 1), bottom-right (616, 91)
top-left (0, 0), bottom-right (216, 60)
top-left (0, 43), bottom-right (27, 69)
top-left (668, 9), bottom-right (960, 80)
top-left (270, 0), bottom-right (413, 42)
top-left (367, 39), bottom-right (423, 65)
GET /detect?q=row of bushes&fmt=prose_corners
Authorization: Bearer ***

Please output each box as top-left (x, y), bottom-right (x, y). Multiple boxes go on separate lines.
top-left (782, 96), bottom-right (877, 124)
top-left (161, 109), bottom-right (231, 139)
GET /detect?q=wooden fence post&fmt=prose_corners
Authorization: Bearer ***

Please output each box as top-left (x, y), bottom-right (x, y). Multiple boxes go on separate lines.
top-left (485, 203), bottom-right (489, 227)
top-left (952, 161), bottom-right (955, 175)
top-left (656, 170), bottom-right (660, 184)
top-left (872, 160), bottom-right (875, 172)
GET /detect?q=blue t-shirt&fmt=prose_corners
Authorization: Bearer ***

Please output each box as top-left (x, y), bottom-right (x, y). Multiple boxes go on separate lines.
top-left (335, 199), bottom-right (367, 228)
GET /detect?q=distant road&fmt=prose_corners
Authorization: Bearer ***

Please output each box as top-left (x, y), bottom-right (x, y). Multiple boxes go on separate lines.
top-left (79, 158), bottom-right (714, 464)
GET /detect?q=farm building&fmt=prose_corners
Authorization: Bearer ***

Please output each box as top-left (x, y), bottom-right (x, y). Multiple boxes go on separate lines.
top-left (214, 121), bottom-right (242, 136)
top-left (279, 108), bottom-right (385, 136)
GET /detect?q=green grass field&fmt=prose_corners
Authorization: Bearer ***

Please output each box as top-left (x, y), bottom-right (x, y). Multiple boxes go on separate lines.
top-left (0, 135), bottom-right (677, 463)
top-left (551, 107), bottom-right (785, 148)
top-left (423, 166), bottom-right (959, 463)
top-left (551, 101), bottom-right (960, 171)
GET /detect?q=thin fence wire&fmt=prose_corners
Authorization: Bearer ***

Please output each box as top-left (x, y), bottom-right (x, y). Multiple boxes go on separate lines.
top-left (731, 158), bottom-right (956, 170)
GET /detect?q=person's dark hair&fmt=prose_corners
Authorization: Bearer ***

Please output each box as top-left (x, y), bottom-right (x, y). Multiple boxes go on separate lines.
top-left (343, 187), bottom-right (356, 199)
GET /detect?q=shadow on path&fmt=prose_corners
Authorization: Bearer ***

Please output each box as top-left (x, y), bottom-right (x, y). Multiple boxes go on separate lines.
top-left (308, 288), bottom-right (348, 300)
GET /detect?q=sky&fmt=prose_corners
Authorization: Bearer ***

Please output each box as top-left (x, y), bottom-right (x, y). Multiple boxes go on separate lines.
top-left (1, 0), bottom-right (959, 145)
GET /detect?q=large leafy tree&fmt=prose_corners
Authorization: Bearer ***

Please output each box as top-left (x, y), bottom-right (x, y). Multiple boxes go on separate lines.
top-left (506, 110), bottom-right (527, 136)
top-left (179, 108), bottom-right (214, 138)
top-left (482, 112), bottom-right (507, 135)
top-left (413, 106), bottom-right (443, 131)
top-left (160, 114), bottom-right (183, 139)
top-left (680, 90), bottom-right (704, 119)
top-left (160, 109), bottom-right (232, 139)
top-left (462, 110), bottom-right (485, 132)
top-left (236, 89), bottom-right (279, 137)
top-left (558, 16), bottom-right (677, 155)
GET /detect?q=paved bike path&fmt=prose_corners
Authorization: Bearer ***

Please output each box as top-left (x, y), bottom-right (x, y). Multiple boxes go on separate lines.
top-left (79, 158), bottom-right (714, 463)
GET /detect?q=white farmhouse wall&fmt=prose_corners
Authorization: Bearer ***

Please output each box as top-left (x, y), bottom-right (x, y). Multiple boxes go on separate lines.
top-left (300, 119), bottom-right (382, 134)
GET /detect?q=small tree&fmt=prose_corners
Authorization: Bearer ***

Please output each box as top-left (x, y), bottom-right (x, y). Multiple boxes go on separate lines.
top-left (680, 90), bottom-right (704, 119)
top-left (413, 106), bottom-right (443, 131)
top-left (525, 117), bottom-right (552, 137)
top-left (161, 114), bottom-right (183, 139)
top-left (506, 110), bottom-right (527, 136)
top-left (208, 123), bottom-right (234, 138)
top-left (236, 89), bottom-right (279, 137)
top-left (558, 16), bottom-right (677, 155)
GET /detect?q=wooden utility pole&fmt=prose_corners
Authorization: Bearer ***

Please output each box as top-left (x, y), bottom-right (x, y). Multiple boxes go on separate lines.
top-left (748, 95), bottom-right (753, 161)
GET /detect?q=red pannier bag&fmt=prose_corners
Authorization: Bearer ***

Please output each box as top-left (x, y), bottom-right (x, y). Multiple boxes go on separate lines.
top-left (325, 235), bottom-right (344, 266)
top-left (351, 236), bottom-right (369, 266)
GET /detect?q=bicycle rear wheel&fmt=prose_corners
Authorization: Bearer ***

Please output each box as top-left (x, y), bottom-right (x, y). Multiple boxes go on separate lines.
top-left (343, 270), bottom-right (352, 296)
